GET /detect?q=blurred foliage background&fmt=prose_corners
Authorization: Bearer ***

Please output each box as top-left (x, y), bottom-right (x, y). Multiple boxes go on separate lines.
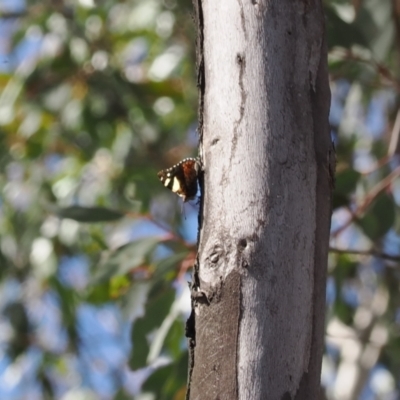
top-left (0, 0), bottom-right (400, 399)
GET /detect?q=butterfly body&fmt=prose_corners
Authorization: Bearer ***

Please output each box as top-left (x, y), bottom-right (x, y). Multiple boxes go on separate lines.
top-left (157, 157), bottom-right (201, 202)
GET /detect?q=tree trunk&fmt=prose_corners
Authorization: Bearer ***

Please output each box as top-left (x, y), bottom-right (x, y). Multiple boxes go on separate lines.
top-left (186, 1), bottom-right (334, 399)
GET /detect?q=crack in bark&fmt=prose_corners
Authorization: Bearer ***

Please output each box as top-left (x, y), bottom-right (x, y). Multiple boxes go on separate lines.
top-left (220, 53), bottom-right (247, 192)
top-left (193, 0), bottom-right (205, 140)
top-left (231, 53), bottom-right (247, 165)
top-left (237, 0), bottom-right (248, 40)
top-left (187, 0), bottom-right (206, 398)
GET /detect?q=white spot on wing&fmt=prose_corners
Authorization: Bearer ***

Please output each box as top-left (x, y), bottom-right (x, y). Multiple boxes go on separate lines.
top-left (171, 177), bottom-right (181, 193)
top-left (163, 178), bottom-right (171, 187)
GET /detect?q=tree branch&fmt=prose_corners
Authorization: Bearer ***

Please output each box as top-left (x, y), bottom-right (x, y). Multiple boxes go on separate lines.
top-left (329, 247), bottom-right (400, 263)
top-left (332, 164), bottom-right (400, 237)
top-left (0, 11), bottom-right (27, 19)
top-left (331, 48), bottom-right (400, 92)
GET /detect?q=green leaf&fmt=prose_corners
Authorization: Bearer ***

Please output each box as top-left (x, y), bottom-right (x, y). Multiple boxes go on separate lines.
top-left (353, 0), bottom-right (393, 60)
top-left (86, 281), bottom-right (112, 304)
top-left (129, 284), bottom-right (175, 369)
top-left (57, 206), bottom-right (125, 223)
top-left (114, 389), bottom-right (134, 400)
top-left (334, 297), bottom-right (354, 326)
top-left (371, 139), bottom-right (388, 160)
top-left (142, 364), bottom-right (174, 397)
top-left (142, 352), bottom-right (188, 400)
top-left (130, 318), bottom-right (151, 370)
top-left (333, 255), bottom-right (358, 283)
top-left (49, 278), bottom-right (79, 348)
top-left (93, 237), bottom-right (159, 282)
top-left (358, 193), bottom-right (395, 240)
top-left (335, 168), bottom-right (361, 196)
top-left (325, 6), bottom-right (367, 50)
top-left (164, 319), bottom-right (186, 359)
top-left (333, 193), bottom-right (350, 210)
top-left (333, 168), bottom-right (361, 210)
top-left (153, 251), bottom-right (188, 280)
top-left (358, 211), bottom-right (379, 240)
top-left (119, 282), bottom-right (151, 319)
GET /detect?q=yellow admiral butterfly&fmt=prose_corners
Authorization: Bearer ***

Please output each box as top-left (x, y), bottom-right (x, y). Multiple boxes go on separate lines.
top-left (157, 157), bottom-right (201, 202)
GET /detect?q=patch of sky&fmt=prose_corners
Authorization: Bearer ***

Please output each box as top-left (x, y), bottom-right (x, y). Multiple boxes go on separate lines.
top-left (179, 205), bottom-right (198, 244)
top-left (187, 123), bottom-right (200, 147)
top-left (382, 229), bottom-right (400, 261)
top-left (58, 255), bottom-right (89, 290)
top-left (0, 20), bottom-right (18, 72)
top-left (153, 243), bottom-right (174, 261)
top-left (0, 0), bottom-right (25, 12)
top-left (341, 282), bottom-right (359, 308)
top-left (331, 208), bottom-right (372, 251)
top-left (326, 276), bottom-right (336, 305)
top-left (0, 346), bottom-right (43, 400)
top-left (46, 354), bottom-right (82, 399)
top-left (76, 304), bottom-right (131, 397)
top-left (358, 261), bottom-right (378, 294)
top-left (129, 219), bottom-right (169, 241)
top-left (365, 91), bottom-right (394, 139)
top-left (13, 25), bottom-right (42, 69)
top-left (326, 342), bottom-right (341, 362)
top-left (26, 291), bottom-right (68, 353)
top-left (43, 153), bottom-right (65, 176)
top-left (360, 366), bottom-right (397, 400)
top-left (329, 79), bottom-right (351, 128)
top-left (124, 37), bottom-right (148, 65)
top-left (370, 256), bottom-right (385, 274)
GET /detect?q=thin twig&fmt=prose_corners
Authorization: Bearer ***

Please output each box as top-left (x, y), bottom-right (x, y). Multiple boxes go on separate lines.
top-left (0, 11), bottom-right (27, 19)
top-left (388, 109), bottom-right (400, 157)
top-left (331, 48), bottom-right (400, 92)
top-left (332, 164), bottom-right (400, 237)
top-left (359, 155), bottom-right (390, 176)
top-left (329, 247), bottom-right (400, 263)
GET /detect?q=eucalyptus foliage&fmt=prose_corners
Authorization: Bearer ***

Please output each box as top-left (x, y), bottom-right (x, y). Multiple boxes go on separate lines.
top-left (1, 0), bottom-right (400, 399)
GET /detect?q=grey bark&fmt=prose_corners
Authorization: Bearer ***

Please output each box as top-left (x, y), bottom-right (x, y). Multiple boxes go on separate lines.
top-left (186, 1), bottom-right (334, 399)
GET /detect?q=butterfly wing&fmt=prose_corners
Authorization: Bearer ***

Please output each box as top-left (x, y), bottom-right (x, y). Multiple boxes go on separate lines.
top-left (157, 158), bottom-right (200, 202)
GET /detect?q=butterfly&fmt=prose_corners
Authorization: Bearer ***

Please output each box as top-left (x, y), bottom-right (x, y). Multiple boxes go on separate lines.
top-left (157, 157), bottom-right (201, 202)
